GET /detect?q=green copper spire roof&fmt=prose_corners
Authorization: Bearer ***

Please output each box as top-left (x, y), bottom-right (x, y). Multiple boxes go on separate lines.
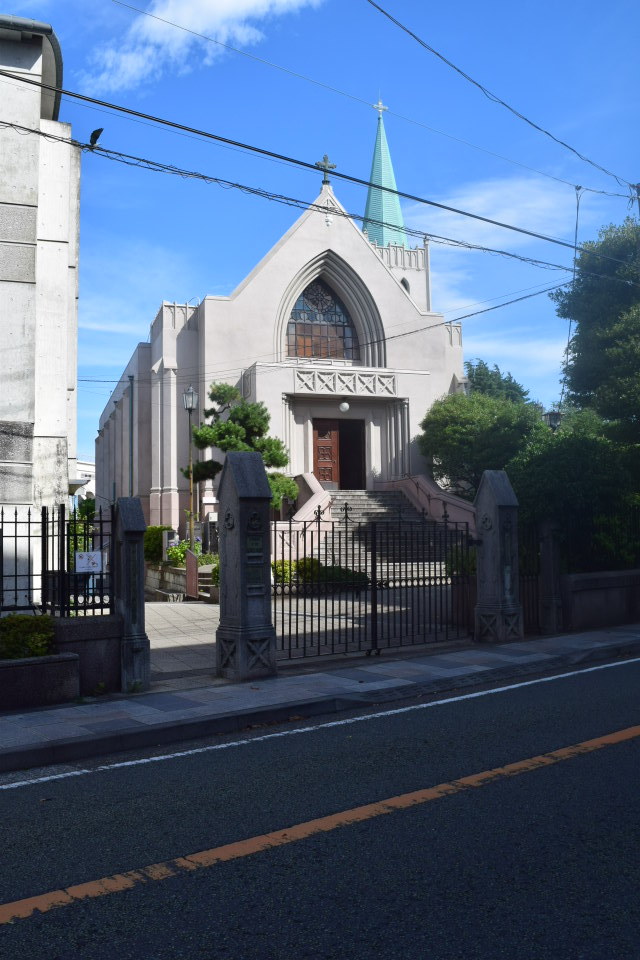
top-left (363, 103), bottom-right (408, 248)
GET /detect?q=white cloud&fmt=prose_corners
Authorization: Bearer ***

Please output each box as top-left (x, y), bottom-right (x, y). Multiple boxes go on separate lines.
top-left (82, 0), bottom-right (323, 93)
top-left (405, 175), bottom-right (605, 252)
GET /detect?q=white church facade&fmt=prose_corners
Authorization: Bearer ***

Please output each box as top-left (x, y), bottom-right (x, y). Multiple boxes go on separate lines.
top-left (96, 114), bottom-right (466, 534)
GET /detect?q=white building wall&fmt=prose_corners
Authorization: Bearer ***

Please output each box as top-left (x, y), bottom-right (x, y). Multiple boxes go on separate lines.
top-left (0, 28), bottom-right (79, 510)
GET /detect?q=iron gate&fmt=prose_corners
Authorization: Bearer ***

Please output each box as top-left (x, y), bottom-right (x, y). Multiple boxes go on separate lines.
top-left (272, 510), bottom-right (474, 660)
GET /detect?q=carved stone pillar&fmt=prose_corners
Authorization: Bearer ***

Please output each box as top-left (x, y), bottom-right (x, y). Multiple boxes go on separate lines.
top-left (114, 497), bottom-right (150, 692)
top-left (474, 470), bottom-right (524, 643)
top-left (216, 452), bottom-right (277, 681)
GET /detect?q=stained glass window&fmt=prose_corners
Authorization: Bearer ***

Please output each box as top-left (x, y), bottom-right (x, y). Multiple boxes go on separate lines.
top-left (287, 280), bottom-right (360, 360)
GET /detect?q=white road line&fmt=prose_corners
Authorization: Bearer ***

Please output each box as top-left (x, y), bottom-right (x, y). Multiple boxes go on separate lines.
top-left (2, 655), bottom-right (639, 791)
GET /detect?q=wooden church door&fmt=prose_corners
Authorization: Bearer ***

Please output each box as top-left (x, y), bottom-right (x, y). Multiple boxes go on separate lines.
top-left (313, 419), bottom-right (340, 489)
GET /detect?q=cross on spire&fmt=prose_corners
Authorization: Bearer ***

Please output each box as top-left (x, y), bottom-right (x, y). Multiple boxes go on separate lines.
top-left (315, 153), bottom-right (336, 185)
top-left (373, 99), bottom-right (388, 117)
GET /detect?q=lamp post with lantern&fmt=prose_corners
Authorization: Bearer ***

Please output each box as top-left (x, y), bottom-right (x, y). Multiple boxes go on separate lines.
top-left (182, 384), bottom-right (198, 550)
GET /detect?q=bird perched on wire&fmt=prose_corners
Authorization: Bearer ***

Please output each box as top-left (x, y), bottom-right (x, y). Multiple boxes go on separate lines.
top-left (88, 128), bottom-right (103, 149)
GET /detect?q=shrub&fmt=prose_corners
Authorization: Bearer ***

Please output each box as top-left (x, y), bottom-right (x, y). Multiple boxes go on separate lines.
top-left (316, 564), bottom-right (369, 587)
top-left (295, 557), bottom-right (322, 581)
top-left (0, 615), bottom-right (54, 660)
top-left (272, 559), bottom-right (294, 584)
top-left (144, 525), bottom-right (173, 563)
top-left (444, 546), bottom-right (477, 577)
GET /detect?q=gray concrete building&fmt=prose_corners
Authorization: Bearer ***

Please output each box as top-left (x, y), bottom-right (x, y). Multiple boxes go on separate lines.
top-left (0, 15), bottom-right (80, 511)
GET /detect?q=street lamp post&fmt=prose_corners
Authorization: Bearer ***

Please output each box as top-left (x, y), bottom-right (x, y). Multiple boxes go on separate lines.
top-left (182, 384), bottom-right (198, 550)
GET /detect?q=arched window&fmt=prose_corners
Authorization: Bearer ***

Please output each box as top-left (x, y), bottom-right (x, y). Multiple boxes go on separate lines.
top-left (287, 279), bottom-right (360, 360)
top-left (400, 277), bottom-right (410, 294)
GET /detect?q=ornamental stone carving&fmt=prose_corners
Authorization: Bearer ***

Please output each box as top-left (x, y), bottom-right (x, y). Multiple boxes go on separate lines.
top-left (294, 369), bottom-right (396, 397)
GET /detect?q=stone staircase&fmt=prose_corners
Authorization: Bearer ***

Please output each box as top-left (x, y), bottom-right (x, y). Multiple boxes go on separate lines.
top-left (329, 489), bottom-right (424, 526)
top-left (317, 489), bottom-right (445, 568)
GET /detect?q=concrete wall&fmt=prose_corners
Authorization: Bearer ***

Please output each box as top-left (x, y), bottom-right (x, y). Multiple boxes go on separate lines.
top-left (0, 29), bottom-right (79, 510)
top-left (0, 653), bottom-right (79, 710)
top-left (96, 343), bottom-right (152, 518)
top-left (53, 615), bottom-right (123, 695)
top-left (561, 570), bottom-right (640, 632)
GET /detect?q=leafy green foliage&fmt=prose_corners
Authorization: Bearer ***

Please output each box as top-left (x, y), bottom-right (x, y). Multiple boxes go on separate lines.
top-left (551, 218), bottom-right (640, 439)
top-left (165, 540), bottom-right (219, 570)
top-left (77, 498), bottom-right (96, 520)
top-left (272, 559), bottom-right (295, 583)
top-left (418, 393), bottom-right (546, 498)
top-left (465, 359), bottom-right (529, 402)
top-left (0, 615), bottom-right (54, 660)
top-left (188, 381), bottom-right (297, 508)
top-left (506, 409), bottom-right (638, 525)
top-left (271, 556), bottom-right (368, 588)
top-left (143, 525), bottom-right (173, 563)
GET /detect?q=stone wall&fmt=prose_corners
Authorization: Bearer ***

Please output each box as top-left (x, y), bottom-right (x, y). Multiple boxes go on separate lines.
top-left (561, 570), bottom-right (640, 632)
top-left (53, 615), bottom-right (123, 695)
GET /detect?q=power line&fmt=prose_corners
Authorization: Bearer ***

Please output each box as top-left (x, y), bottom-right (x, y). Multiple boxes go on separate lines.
top-left (363, 0), bottom-right (633, 190)
top-left (78, 281), bottom-right (572, 394)
top-left (111, 0), bottom-right (629, 201)
top-left (0, 99), bottom-right (636, 281)
top-left (0, 68), bottom-right (618, 258)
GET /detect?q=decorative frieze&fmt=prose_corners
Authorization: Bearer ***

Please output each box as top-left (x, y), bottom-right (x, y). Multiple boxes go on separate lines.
top-left (295, 369), bottom-right (396, 397)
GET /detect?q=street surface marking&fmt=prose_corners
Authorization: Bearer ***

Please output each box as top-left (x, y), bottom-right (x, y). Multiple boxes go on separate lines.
top-left (1, 722), bottom-right (639, 925)
top-left (1, 655), bottom-right (639, 792)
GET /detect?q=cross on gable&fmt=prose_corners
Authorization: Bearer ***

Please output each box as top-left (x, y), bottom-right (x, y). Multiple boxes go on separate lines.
top-left (315, 154), bottom-right (336, 184)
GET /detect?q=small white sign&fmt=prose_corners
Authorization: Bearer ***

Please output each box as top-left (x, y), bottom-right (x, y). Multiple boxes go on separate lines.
top-left (75, 551), bottom-right (103, 573)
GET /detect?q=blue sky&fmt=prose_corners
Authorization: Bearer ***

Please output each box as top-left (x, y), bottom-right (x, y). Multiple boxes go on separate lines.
top-left (7, 0), bottom-right (640, 460)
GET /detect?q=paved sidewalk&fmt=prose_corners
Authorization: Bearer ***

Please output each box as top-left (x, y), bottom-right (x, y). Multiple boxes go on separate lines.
top-left (1, 622), bottom-right (639, 774)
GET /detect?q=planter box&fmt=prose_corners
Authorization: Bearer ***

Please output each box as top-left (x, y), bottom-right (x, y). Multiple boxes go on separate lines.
top-left (0, 653), bottom-right (79, 711)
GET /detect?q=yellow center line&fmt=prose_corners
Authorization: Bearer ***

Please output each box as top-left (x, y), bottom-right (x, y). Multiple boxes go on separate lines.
top-left (2, 723), bottom-right (639, 926)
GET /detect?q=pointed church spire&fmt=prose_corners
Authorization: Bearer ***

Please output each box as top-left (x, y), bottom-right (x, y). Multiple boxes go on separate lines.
top-left (363, 101), bottom-right (408, 248)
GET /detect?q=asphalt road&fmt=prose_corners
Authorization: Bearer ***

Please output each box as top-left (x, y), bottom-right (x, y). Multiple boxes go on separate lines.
top-left (1, 658), bottom-right (639, 960)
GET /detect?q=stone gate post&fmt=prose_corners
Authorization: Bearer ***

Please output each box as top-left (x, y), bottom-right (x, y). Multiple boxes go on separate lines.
top-left (114, 497), bottom-right (150, 692)
top-left (216, 452), bottom-right (277, 681)
top-left (473, 470), bottom-right (524, 643)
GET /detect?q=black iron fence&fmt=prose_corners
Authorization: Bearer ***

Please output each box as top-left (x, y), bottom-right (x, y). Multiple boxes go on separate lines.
top-left (0, 505), bottom-right (114, 616)
top-left (272, 509), bottom-right (473, 660)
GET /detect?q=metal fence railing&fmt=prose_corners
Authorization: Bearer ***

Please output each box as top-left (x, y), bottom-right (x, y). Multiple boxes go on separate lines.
top-left (0, 505), bottom-right (114, 617)
top-left (272, 511), bottom-right (473, 660)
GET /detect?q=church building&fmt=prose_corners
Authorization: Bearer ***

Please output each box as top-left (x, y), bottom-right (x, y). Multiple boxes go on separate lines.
top-left (96, 109), bottom-right (466, 532)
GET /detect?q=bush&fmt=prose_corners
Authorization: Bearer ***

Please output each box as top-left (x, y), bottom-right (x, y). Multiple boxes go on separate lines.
top-left (272, 559), bottom-right (294, 583)
top-left (144, 525), bottom-right (173, 563)
top-left (0, 615), bottom-right (54, 660)
top-left (295, 557), bottom-right (322, 581)
top-left (444, 546), bottom-right (477, 577)
top-left (315, 564), bottom-right (369, 587)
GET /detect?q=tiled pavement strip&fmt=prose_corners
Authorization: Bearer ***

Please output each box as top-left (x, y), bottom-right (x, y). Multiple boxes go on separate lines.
top-left (1, 601), bottom-right (639, 774)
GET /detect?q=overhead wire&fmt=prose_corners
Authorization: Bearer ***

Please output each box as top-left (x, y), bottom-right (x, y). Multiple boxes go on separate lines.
top-left (110, 0), bottom-right (629, 201)
top-left (363, 0), bottom-right (633, 190)
top-left (0, 97), bottom-right (636, 276)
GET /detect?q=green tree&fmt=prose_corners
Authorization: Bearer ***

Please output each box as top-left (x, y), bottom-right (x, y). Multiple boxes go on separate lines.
top-left (465, 359), bottom-right (529, 402)
top-left (418, 393), bottom-right (546, 499)
top-left (551, 217), bottom-right (640, 439)
top-left (506, 408), bottom-right (636, 525)
top-left (188, 382), bottom-right (298, 510)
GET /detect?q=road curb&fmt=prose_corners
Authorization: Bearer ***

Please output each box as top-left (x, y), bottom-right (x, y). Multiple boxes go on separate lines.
top-left (1, 638), bottom-right (639, 774)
